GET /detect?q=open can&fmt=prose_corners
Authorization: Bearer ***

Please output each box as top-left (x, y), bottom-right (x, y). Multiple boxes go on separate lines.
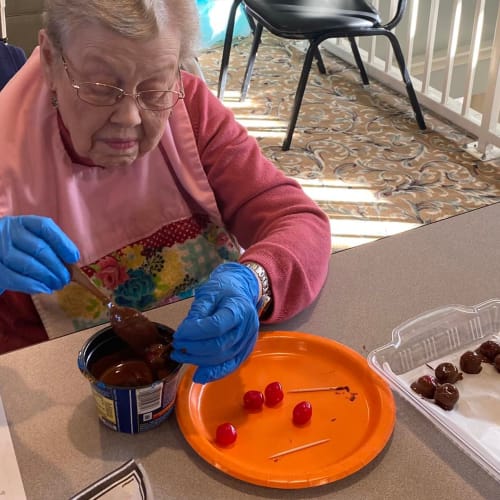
top-left (78, 323), bottom-right (181, 434)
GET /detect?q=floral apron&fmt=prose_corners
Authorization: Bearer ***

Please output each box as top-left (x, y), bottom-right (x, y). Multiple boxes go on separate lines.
top-left (31, 100), bottom-right (241, 339)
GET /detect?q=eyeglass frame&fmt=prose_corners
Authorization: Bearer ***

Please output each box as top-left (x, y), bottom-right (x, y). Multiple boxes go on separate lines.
top-left (60, 53), bottom-right (185, 112)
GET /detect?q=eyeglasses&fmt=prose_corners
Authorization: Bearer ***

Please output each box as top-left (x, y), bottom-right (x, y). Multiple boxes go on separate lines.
top-left (61, 54), bottom-right (184, 112)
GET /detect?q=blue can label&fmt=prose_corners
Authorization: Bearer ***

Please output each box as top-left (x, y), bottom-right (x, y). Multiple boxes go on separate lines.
top-left (92, 377), bottom-right (177, 434)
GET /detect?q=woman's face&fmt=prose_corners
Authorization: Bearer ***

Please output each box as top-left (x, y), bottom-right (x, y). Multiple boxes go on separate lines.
top-left (40, 23), bottom-right (181, 168)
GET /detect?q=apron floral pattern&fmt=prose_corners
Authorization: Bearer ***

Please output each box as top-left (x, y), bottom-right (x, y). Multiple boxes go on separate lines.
top-left (37, 213), bottom-right (241, 335)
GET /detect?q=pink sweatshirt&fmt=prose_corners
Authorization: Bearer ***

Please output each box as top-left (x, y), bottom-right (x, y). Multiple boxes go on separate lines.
top-left (0, 52), bottom-right (331, 352)
top-left (184, 75), bottom-right (331, 318)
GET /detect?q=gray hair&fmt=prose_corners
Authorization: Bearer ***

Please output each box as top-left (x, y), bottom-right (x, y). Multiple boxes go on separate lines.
top-left (42, 0), bottom-right (200, 60)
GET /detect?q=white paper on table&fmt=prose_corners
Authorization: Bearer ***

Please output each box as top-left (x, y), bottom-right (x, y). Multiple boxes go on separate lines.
top-left (399, 335), bottom-right (500, 475)
top-left (0, 395), bottom-right (27, 500)
top-left (70, 459), bottom-right (154, 499)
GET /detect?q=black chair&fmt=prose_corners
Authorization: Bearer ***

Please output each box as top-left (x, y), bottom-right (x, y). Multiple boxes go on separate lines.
top-left (217, 0), bottom-right (426, 151)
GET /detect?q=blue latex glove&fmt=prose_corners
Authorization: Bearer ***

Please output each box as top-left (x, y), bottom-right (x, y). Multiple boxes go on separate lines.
top-left (171, 262), bottom-right (260, 384)
top-left (0, 215), bottom-right (80, 294)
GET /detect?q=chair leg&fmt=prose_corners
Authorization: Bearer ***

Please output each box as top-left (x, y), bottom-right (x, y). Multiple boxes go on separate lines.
top-left (348, 37), bottom-right (369, 85)
top-left (282, 42), bottom-right (317, 151)
top-left (314, 46), bottom-right (326, 74)
top-left (385, 31), bottom-right (426, 130)
top-left (240, 22), bottom-right (263, 101)
top-left (217, 0), bottom-right (243, 100)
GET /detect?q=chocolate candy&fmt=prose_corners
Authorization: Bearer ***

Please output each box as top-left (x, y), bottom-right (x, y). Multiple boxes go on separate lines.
top-left (109, 304), bottom-right (163, 354)
top-left (459, 350), bottom-right (483, 374)
top-left (411, 375), bottom-right (437, 398)
top-left (434, 383), bottom-right (459, 411)
top-left (411, 339), bottom-right (500, 413)
top-left (435, 362), bottom-right (463, 384)
top-left (477, 340), bottom-right (500, 363)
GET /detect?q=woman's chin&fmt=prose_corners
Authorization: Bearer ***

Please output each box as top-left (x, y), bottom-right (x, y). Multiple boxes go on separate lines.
top-left (92, 153), bottom-right (138, 169)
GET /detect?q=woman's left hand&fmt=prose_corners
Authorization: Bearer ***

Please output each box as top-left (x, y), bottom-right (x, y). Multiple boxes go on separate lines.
top-left (171, 262), bottom-right (260, 384)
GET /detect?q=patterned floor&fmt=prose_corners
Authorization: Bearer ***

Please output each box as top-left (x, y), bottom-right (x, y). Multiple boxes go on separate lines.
top-left (197, 34), bottom-right (500, 252)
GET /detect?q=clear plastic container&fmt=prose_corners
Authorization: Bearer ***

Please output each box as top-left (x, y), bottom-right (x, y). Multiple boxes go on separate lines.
top-left (368, 298), bottom-right (500, 482)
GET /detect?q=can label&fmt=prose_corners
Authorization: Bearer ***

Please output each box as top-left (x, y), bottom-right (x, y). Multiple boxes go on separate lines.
top-left (92, 388), bottom-right (117, 425)
top-left (92, 379), bottom-right (176, 433)
top-left (136, 383), bottom-right (163, 413)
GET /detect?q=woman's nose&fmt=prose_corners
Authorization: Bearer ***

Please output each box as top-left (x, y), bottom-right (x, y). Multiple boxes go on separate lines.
top-left (109, 94), bottom-right (143, 126)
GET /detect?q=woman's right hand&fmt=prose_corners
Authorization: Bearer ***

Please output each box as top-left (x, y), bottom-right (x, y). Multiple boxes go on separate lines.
top-left (0, 215), bottom-right (80, 294)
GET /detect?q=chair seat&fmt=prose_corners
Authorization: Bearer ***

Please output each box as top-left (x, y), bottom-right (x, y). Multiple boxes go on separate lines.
top-left (244, 0), bottom-right (381, 38)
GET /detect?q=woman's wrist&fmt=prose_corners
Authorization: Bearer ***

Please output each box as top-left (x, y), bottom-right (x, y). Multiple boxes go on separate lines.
top-left (242, 261), bottom-right (272, 317)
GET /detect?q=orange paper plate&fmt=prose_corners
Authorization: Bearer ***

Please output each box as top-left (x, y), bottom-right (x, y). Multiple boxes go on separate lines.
top-left (175, 331), bottom-right (395, 489)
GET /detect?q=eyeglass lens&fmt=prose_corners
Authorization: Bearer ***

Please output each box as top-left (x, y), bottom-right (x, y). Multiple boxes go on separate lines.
top-left (76, 83), bottom-right (180, 111)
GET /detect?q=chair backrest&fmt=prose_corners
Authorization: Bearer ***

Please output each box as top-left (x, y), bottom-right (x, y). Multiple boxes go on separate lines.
top-left (0, 42), bottom-right (26, 90)
top-left (384, 0), bottom-right (407, 30)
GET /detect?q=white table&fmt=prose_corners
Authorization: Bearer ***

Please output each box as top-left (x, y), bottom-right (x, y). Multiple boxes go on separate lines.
top-left (1, 203), bottom-right (499, 499)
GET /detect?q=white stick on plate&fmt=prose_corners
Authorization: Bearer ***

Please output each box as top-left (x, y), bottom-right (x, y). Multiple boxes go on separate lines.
top-left (287, 386), bottom-right (349, 393)
top-left (268, 438), bottom-right (331, 459)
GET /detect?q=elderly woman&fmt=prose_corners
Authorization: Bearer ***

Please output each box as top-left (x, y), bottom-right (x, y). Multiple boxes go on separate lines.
top-left (0, 0), bottom-right (330, 383)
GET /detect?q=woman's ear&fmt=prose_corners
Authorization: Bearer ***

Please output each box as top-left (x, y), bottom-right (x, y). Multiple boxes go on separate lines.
top-left (38, 29), bottom-right (58, 90)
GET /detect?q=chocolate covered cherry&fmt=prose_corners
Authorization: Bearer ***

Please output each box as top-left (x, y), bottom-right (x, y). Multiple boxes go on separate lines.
top-left (435, 362), bottom-right (463, 384)
top-left (434, 383), bottom-right (459, 411)
top-left (459, 350), bottom-right (483, 374)
top-left (495, 353), bottom-right (500, 373)
top-left (411, 375), bottom-right (437, 398)
top-left (477, 340), bottom-right (500, 363)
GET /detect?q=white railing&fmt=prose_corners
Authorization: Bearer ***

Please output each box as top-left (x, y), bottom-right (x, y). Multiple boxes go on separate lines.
top-left (0, 0), bottom-right (7, 40)
top-left (323, 0), bottom-right (500, 160)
